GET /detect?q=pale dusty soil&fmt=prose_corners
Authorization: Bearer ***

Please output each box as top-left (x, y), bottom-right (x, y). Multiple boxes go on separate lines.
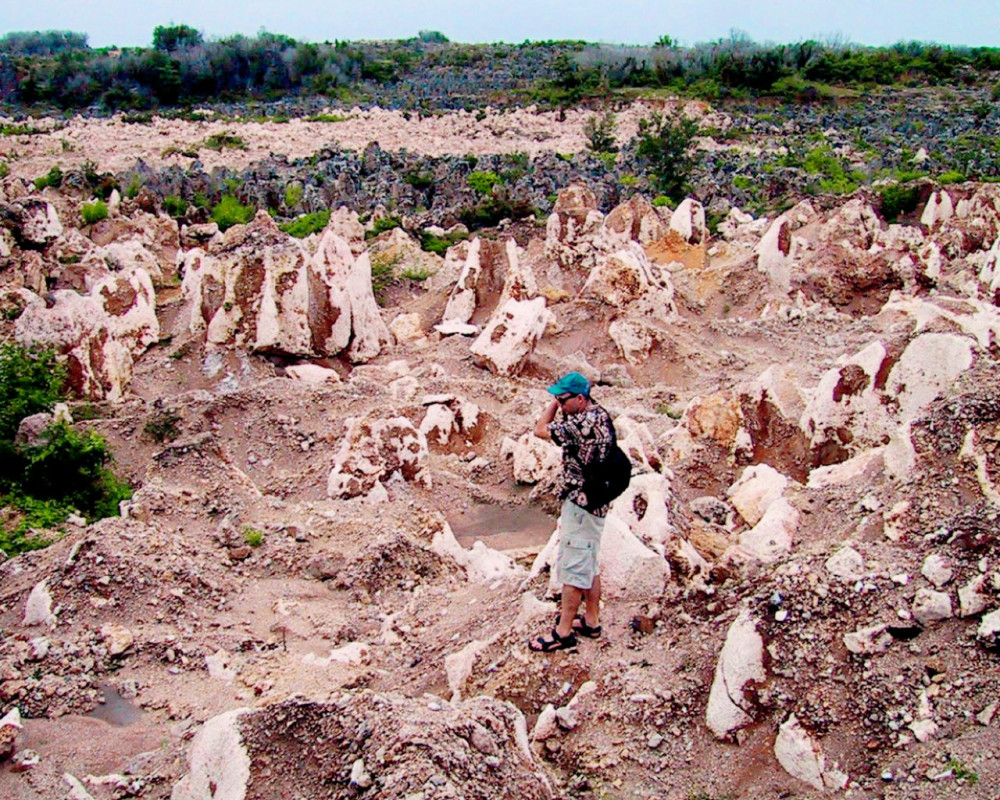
top-left (0, 101), bottom-right (691, 180)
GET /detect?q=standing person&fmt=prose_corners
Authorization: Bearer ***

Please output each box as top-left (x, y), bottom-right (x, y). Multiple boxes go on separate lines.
top-left (529, 372), bottom-right (616, 652)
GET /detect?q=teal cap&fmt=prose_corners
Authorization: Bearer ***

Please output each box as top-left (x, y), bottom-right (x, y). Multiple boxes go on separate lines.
top-left (547, 372), bottom-right (591, 396)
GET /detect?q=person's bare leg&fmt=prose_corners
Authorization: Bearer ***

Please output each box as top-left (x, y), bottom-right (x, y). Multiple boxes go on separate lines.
top-left (557, 585), bottom-right (584, 637)
top-left (582, 575), bottom-right (601, 627)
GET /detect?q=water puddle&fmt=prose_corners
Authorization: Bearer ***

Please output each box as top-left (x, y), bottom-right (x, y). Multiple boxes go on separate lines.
top-left (88, 683), bottom-right (144, 727)
top-left (447, 503), bottom-right (555, 551)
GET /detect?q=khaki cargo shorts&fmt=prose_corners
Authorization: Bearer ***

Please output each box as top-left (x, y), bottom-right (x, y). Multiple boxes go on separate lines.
top-left (556, 499), bottom-right (606, 589)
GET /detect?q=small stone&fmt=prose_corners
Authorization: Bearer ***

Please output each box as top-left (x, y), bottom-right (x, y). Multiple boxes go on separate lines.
top-left (647, 733), bottom-right (663, 749)
top-left (350, 758), bottom-right (372, 789)
top-left (228, 545), bottom-right (252, 561)
top-left (774, 609), bottom-right (789, 622)
top-left (825, 546), bottom-right (865, 581)
top-left (10, 749), bottom-right (40, 772)
top-left (978, 608), bottom-right (1000, 647)
top-left (912, 589), bottom-right (952, 625)
top-left (921, 554), bottom-right (953, 587)
top-left (881, 770), bottom-right (894, 781)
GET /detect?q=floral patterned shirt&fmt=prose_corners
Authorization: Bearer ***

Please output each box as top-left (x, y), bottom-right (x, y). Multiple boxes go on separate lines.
top-left (548, 404), bottom-right (616, 518)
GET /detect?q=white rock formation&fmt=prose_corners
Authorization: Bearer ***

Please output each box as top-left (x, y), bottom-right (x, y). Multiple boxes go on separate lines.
top-left (23, 580), bottom-right (55, 627)
top-left (170, 709), bottom-right (251, 800)
top-left (774, 714), bottom-right (848, 791)
top-left (739, 498), bottom-right (799, 562)
top-left (727, 464), bottom-right (789, 527)
top-left (706, 608), bottom-right (765, 739)
top-left (504, 433), bottom-right (561, 485)
top-left (327, 416), bottom-right (431, 499)
top-left (844, 624), bottom-right (892, 655)
top-left (470, 297), bottom-right (552, 377)
top-left (670, 198), bottom-right (706, 244)
top-left (825, 546), bottom-right (865, 582)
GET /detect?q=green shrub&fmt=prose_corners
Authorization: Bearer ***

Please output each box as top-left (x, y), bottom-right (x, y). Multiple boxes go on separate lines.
top-left (404, 171), bottom-right (435, 190)
top-left (306, 113), bottom-right (350, 122)
top-left (419, 228), bottom-right (468, 255)
top-left (125, 175), bottom-right (142, 199)
top-left (583, 111), bottom-right (617, 153)
top-left (369, 216), bottom-right (401, 237)
top-left (0, 345), bottom-right (65, 442)
top-left (938, 170), bottom-right (965, 184)
top-left (401, 266), bottom-right (431, 281)
top-left (0, 161), bottom-right (9, 179)
top-left (164, 195), bottom-right (189, 218)
top-left (467, 170), bottom-right (501, 196)
top-left (284, 183), bottom-right (304, 208)
top-left (243, 526), bottom-right (265, 547)
top-left (33, 165), bottom-right (64, 190)
top-left (202, 132), bottom-right (248, 151)
top-left (144, 410), bottom-right (182, 443)
top-left (878, 183), bottom-right (921, 222)
top-left (0, 494), bottom-right (66, 555)
top-left (211, 195), bottom-right (255, 231)
top-left (19, 423), bottom-right (130, 520)
top-left (81, 199), bottom-right (108, 225)
top-left (635, 110), bottom-right (698, 201)
top-left (279, 210), bottom-right (331, 238)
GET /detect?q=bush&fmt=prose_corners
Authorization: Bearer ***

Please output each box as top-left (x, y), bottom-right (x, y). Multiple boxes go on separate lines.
top-left (467, 171), bottom-right (501, 196)
top-left (0, 345), bottom-right (130, 554)
top-left (0, 344), bottom-right (65, 442)
top-left (279, 210), bottom-right (331, 238)
top-left (33, 165), bottom-right (64, 190)
top-left (369, 216), bottom-right (401, 237)
top-left (19, 423), bottom-right (131, 520)
top-left (211, 195), bottom-right (255, 231)
top-left (80, 198), bottom-right (108, 225)
top-left (879, 183), bottom-right (921, 222)
top-left (243, 526), bottom-right (265, 547)
top-left (420, 228), bottom-right (468, 255)
top-left (163, 195), bottom-right (188, 218)
top-left (202, 132), bottom-right (248, 151)
top-left (635, 110), bottom-right (698, 201)
top-left (938, 170), bottom-right (965, 184)
top-left (284, 183), bottom-right (304, 208)
top-left (583, 111), bottom-right (617, 153)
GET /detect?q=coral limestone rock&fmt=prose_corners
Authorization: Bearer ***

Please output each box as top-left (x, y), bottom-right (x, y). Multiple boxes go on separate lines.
top-left (470, 297), bottom-right (552, 377)
top-left (327, 416), bottom-right (431, 499)
top-left (706, 608), bottom-right (765, 739)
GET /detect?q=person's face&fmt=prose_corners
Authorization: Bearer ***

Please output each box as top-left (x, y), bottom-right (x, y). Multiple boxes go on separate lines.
top-left (556, 393), bottom-right (584, 415)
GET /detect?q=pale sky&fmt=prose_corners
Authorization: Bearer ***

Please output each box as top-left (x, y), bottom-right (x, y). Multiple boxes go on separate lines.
top-left (1, 0), bottom-right (998, 48)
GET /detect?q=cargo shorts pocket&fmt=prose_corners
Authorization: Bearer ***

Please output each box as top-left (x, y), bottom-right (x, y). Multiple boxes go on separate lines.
top-left (559, 539), bottom-right (596, 588)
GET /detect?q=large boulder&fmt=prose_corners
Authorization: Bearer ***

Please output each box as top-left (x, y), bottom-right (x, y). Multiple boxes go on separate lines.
top-left (599, 195), bottom-right (668, 250)
top-left (172, 693), bottom-right (551, 800)
top-left (442, 237), bottom-right (518, 325)
top-left (544, 184), bottom-right (604, 269)
top-left (2, 198), bottom-right (63, 248)
top-left (180, 213), bottom-right (390, 362)
top-left (14, 267), bottom-right (158, 401)
top-left (470, 297), bottom-right (552, 377)
top-left (327, 416), bottom-right (431, 499)
top-left (706, 608), bottom-right (766, 739)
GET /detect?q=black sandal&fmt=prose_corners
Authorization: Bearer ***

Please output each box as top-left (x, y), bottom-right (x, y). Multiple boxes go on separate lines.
top-left (553, 613), bottom-right (603, 639)
top-left (573, 617), bottom-right (602, 639)
top-left (530, 627), bottom-right (578, 652)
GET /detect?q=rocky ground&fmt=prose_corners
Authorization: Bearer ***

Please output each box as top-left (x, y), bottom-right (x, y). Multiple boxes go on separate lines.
top-left (0, 101), bottom-right (999, 800)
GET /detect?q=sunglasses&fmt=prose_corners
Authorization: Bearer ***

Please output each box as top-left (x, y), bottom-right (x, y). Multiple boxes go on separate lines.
top-left (556, 394), bottom-right (577, 405)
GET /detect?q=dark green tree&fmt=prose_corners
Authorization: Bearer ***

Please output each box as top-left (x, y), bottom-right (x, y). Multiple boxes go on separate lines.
top-left (152, 24), bottom-right (203, 52)
top-left (634, 110), bottom-right (699, 200)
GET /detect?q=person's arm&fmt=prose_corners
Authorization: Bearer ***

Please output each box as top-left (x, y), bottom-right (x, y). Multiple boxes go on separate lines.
top-left (533, 398), bottom-right (560, 440)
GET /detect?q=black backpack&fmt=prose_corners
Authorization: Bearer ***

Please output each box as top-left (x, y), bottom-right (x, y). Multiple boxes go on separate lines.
top-left (579, 424), bottom-right (632, 512)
